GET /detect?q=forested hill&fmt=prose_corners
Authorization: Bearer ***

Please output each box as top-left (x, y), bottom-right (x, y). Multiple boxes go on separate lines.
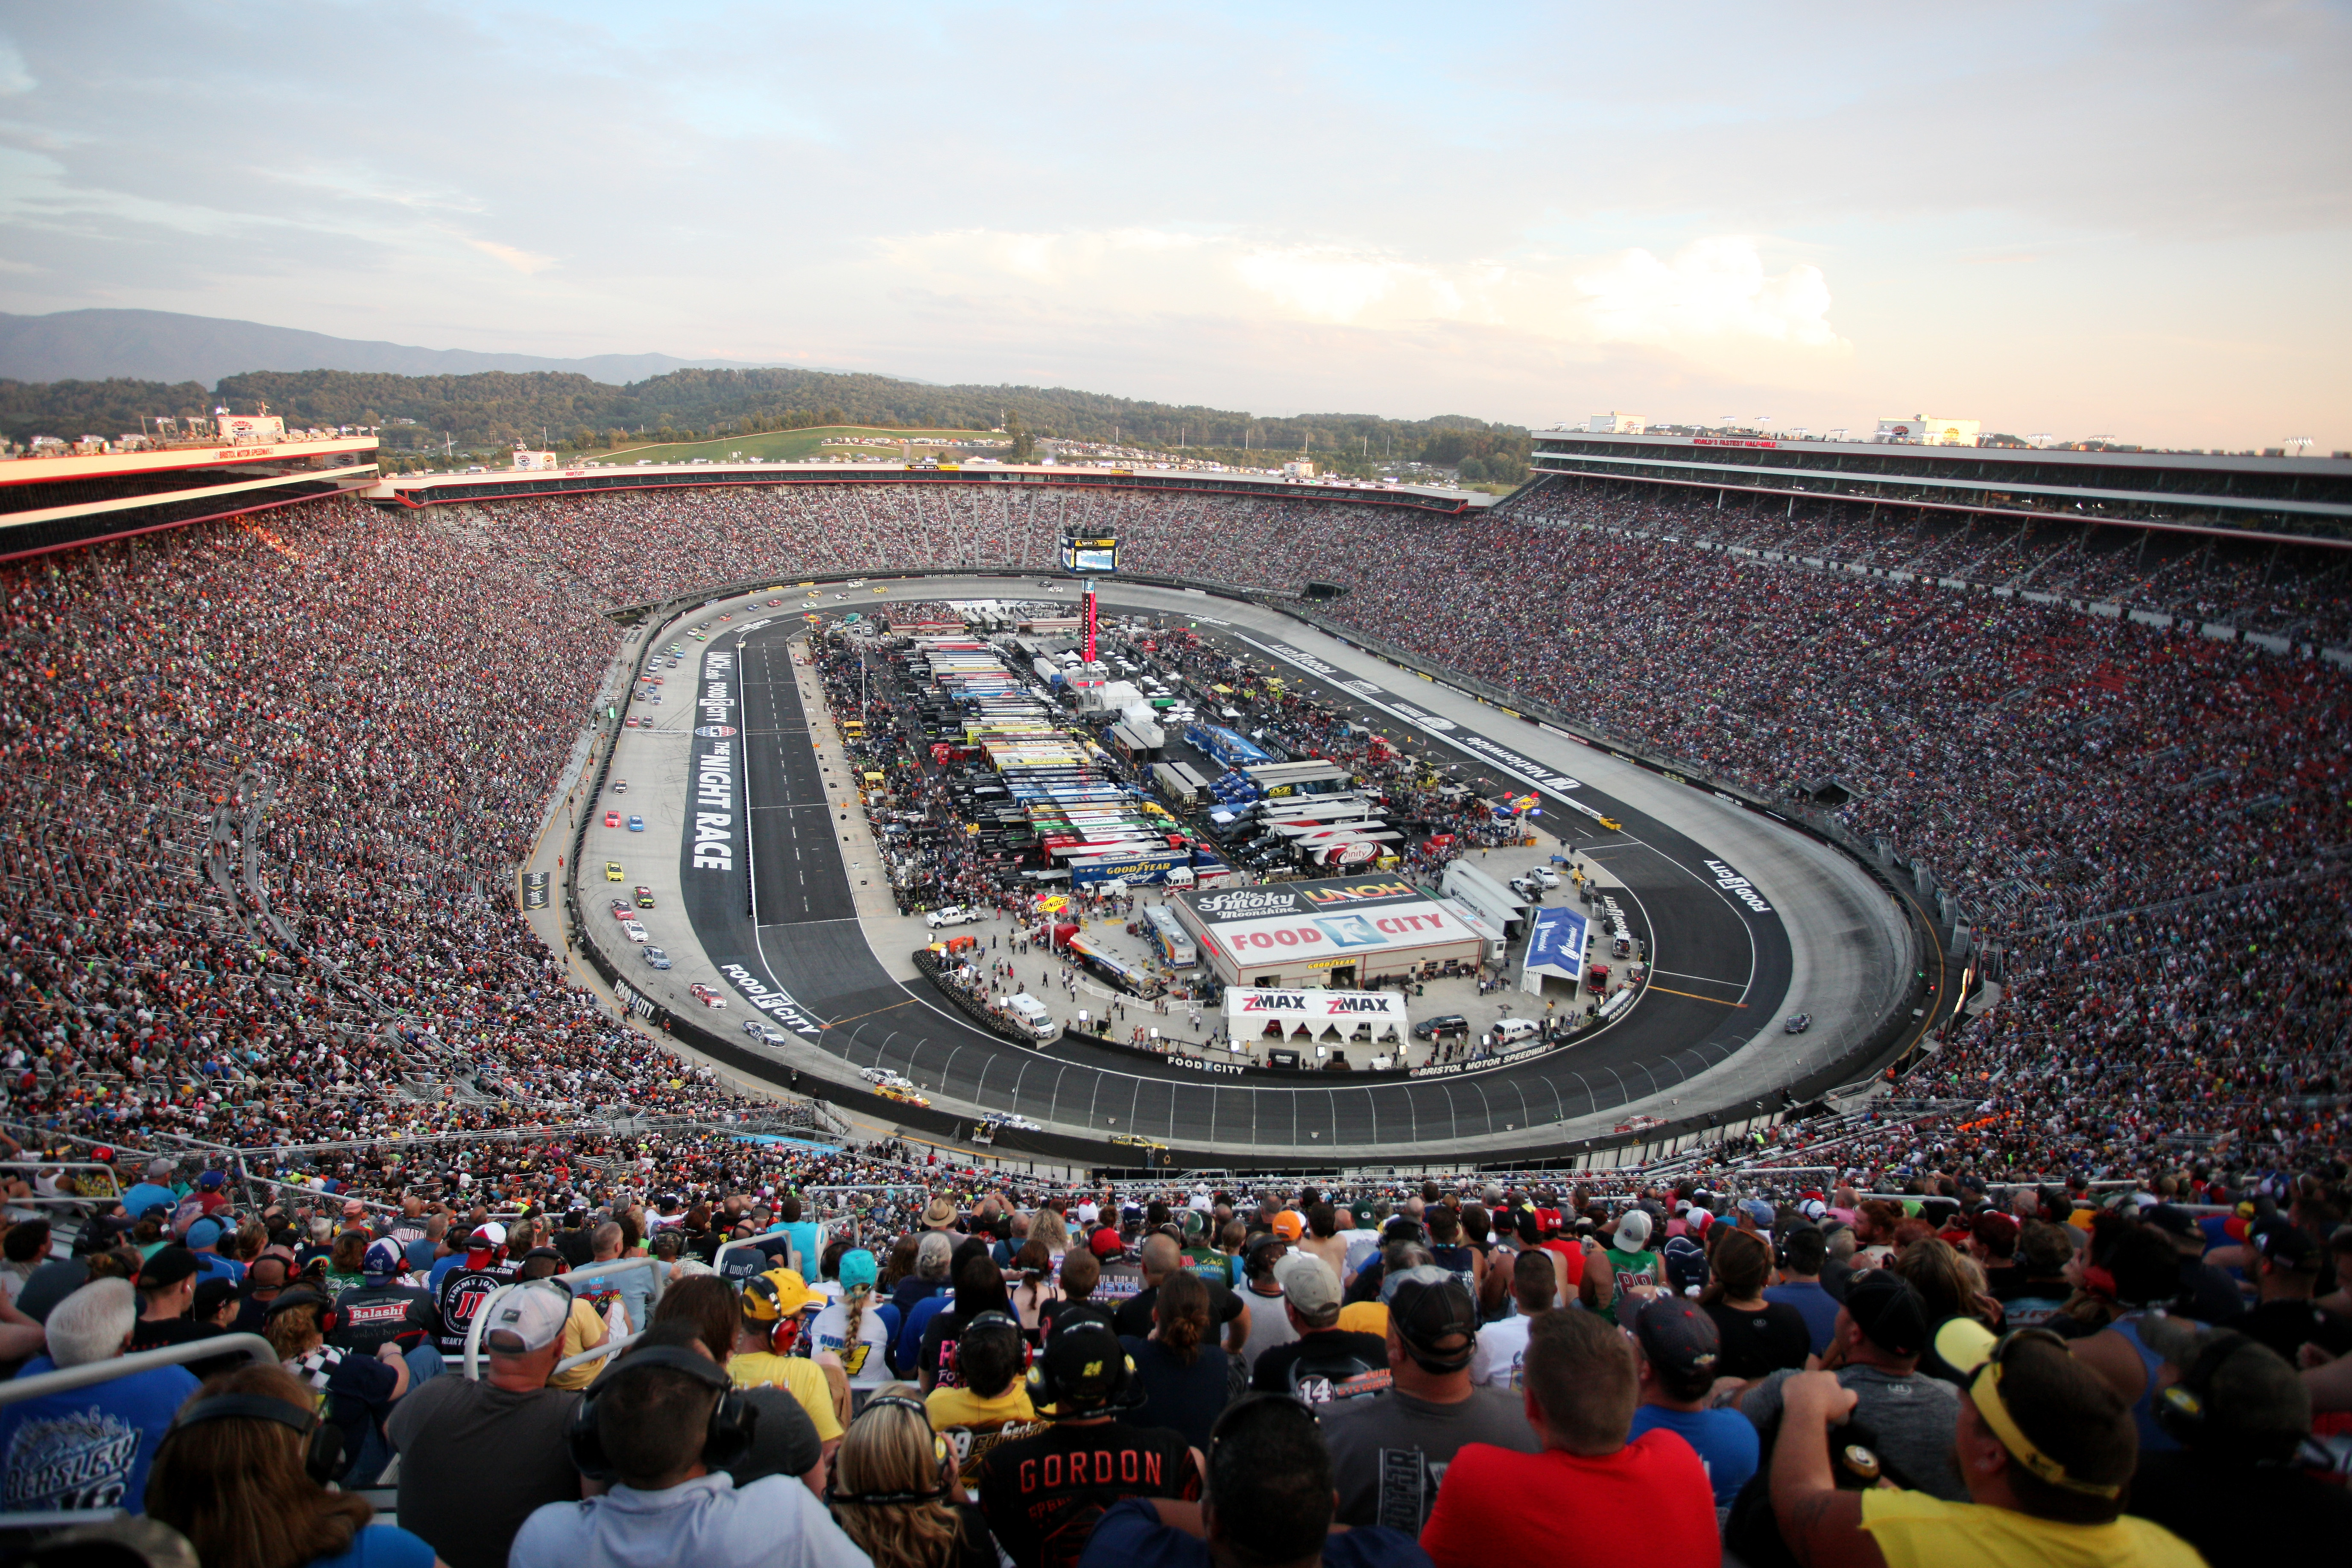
top-left (0, 364), bottom-right (1529, 470)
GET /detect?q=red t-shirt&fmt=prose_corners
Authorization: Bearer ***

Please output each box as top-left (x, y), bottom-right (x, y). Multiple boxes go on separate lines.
top-left (1420, 1434), bottom-right (1718, 1568)
top-left (1539, 1238), bottom-right (1585, 1289)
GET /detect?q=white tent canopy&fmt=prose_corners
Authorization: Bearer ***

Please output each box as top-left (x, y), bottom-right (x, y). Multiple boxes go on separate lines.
top-left (1223, 986), bottom-right (1409, 1044)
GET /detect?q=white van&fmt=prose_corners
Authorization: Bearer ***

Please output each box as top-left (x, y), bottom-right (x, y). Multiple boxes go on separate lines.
top-left (999, 994), bottom-right (1058, 1041)
top-left (1492, 1018), bottom-right (1541, 1047)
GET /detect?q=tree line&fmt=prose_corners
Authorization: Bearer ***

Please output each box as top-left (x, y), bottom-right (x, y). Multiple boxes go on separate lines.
top-left (0, 365), bottom-right (1528, 472)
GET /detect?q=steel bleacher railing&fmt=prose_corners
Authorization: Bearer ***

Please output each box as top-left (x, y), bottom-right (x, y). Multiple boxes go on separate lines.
top-left (0, 1333), bottom-right (279, 1409)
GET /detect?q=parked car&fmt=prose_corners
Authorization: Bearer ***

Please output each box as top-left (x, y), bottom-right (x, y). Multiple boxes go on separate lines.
top-left (925, 905), bottom-right (983, 929)
top-left (1412, 1013), bottom-right (1470, 1041)
top-left (1527, 865), bottom-right (1560, 889)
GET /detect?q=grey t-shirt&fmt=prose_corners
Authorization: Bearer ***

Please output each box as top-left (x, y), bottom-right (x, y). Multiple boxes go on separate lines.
top-left (1738, 1363), bottom-right (1966, 1501)
top-left (386, 1375), bottom-right (585, 1568)
top-left (1320, 1386), bottom-right (1541, 1532)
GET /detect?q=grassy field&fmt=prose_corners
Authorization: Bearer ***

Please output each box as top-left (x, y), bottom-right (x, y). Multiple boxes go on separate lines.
top-left (575, 424), bottom-right (1000, 465)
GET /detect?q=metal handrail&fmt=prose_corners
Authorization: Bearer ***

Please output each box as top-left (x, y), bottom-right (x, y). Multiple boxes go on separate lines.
top-left (0, 1333), bottom-right (278, 1407)
top-left (460, 1256), bottom-right (664, 1380)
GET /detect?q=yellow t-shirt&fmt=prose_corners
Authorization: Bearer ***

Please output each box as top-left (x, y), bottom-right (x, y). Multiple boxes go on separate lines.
top-left (731, 1351), bottom-right (845, 1442)
top-left (1859, 1488), bottom-right (2203, 1568)
top-left (926, 1382), bottom-right (1036, 1431)
top-left (1335, 1301), bottom-right (1388, 1338)
top-left (547, 1299), bottom-right (614, 1391)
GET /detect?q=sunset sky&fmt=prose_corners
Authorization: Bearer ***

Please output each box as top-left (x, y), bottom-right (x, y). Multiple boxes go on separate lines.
top-left (2, 1), bottom-right (2345, 448)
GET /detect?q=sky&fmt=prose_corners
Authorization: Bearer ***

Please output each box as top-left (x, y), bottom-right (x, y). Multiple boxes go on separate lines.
top-left (0, 1), bottom-right (2346, 449)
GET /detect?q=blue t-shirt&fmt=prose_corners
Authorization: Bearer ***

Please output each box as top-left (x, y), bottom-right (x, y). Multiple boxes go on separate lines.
top-left (1078, 1495), bottom-right (1432, 1568)
top-left (308, 1522), bottom-right (439, 1568)
top-left (1627, 1404), bottom-right (1758, 1509)
top-left (779, 1221), bottom-right (822, 1276)
top-left (0, 1355), bottom-right (201, 1513)
top-left (192, 1251), bottom-right (245, 1286)
top-left (119, 1182), bottom-right (181, 1223)
top-left (1762, 1279), bottom-right (1843, 1357)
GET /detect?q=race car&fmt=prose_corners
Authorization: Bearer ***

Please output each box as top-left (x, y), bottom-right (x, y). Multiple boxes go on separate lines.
top-left (742, 1019), bottom-right (787, 1044)
top-left (689, 983), bottom-right (725, 1008)
top-left (627, 816), bottom-right (645, 832)
top-left (859, 1067), bottom-right (915, 1089)
top-left (980, 1111), bottom-right (1042, 1132)
top-left (612, 779), bottom-right (628, 794)
top-left (635, 886), bottom-right (655, 909)
top-left (1784, 1014), bottom-right (1811, 1034)
top-left (619, 921), bottom-right (649, 944)
top-left (605, 811), bottom-right (620, 828)
top-left (605, 862), bottom-right (624, 881)
top-left (877, 1085), bottom-right (929, 1108)
top-left (924, 905), bottom-right (983, 930)
top-left (611, 903), bottom-right (635, 920)
top-left (642, 946), bottom-right (672, 970)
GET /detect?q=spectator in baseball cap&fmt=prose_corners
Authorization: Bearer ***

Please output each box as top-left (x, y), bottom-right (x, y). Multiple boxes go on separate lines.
top-left (2142, 1203), bottom-right (2246, 1325)
top-left (1319, 1267), bottom-right (1536, 1533)
top-left (2235, 1225), bottom-right (2349, 1366)
top-left (1421, 1308), bottom-right (1717, 1568)
top-left (1250, 1252), bottom-right (1388, 1401)
top-left (2121, 1318), bottom-right (2352, 1568)
top-left (1766, 1330), bottom-right (2197, 1568)
top-left (1739, 1269), bottom-right (1969, 1501)
top-left (1591, 1208), bottom-right (1667, 1323)
top-left (1627, 1296), bottom-right (1757, 1519)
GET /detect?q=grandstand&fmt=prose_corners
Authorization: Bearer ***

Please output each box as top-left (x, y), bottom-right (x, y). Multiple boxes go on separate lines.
top-left (0, 453), bottom-right (2343, 1562)
top-left (0, 460), bottom-right (2332, 1179)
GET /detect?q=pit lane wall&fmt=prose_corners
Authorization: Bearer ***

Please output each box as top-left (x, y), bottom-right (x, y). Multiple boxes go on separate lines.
top-left (557, 566), bottom-right (1942, 1170)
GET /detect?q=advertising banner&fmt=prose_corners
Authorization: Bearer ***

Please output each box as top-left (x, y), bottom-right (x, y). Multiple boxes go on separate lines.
top-left (1223, 986), bottom-right (1409, 1043)
top-left (1521, 905), bottom-right (1590, 994)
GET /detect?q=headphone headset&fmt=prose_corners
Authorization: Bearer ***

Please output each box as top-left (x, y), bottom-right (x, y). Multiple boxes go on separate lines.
top-left (266, 1288), bottom-right (340, 1338)
top-left (2155, 1329), bottom-right (2296, 1461)
top-left (825, 1394), bottom-right (956, 1504)
top-left (162, 1393), bottom-right (342, 1486)
top-left (565, 1346), bottom-right (758, 1481)
top-left (1025, 1319), bottom-right (1142, 1417)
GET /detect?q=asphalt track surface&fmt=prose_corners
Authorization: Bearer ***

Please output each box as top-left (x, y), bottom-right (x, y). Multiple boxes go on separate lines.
top-left (677, 589), bottom-right (1805, 1152)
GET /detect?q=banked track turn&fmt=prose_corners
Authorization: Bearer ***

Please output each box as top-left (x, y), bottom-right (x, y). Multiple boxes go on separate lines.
top-left (648, 574), bottom-right (1897, 1159)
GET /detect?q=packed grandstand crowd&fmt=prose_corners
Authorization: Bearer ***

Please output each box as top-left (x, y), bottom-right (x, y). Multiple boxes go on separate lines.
top-left (3, 1164), bottom-right (2349, 1565)
top-left (0, 480), bottom-right (2338, 1187)
top-left (0, 478), bottom-right (2346, 1562)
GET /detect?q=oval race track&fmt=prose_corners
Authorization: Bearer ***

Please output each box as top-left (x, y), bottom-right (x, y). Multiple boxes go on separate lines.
top-left (649, 575), bottom-right (1913, 1158)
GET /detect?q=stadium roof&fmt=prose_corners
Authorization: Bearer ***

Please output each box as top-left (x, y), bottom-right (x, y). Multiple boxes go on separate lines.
top-left (364, 460), bottom-right (1486, 515)
top-left (0, 434), bottom-right (381, 562)
top-left (1528, 432), bottom-right (2352, 547)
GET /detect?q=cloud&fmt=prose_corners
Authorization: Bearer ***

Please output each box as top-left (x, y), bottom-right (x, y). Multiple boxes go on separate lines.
top-left (461, 236), bottom-right (556, 276)
top-left (0, 38), bottom-right (32, 98)
top-left (1572, 238), bottom-right (1845, 350)
top-left (874, 226), bottom-right (1844, 366)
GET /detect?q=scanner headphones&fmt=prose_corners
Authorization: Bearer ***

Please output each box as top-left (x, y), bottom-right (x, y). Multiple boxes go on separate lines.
top-left (1025, 1319), bottom-right (1142, 1417)
top-left (565, 1345), bottom-right (758, 1480)
top-left (162, 1393), bottom-right (342, 1486)
top-left (2155, 1328), bottom-right (2298, 1462)
top-left (825, 1393), bottom-right (957, 1505)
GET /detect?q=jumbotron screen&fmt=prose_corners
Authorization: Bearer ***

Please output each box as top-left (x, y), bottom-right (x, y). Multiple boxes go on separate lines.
top-left (1060, 533), bottom-right (1118, 572)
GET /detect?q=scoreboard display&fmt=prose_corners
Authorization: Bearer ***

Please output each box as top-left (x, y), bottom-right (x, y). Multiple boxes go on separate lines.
top-left (1059, 526), bottom-right (1118, 573)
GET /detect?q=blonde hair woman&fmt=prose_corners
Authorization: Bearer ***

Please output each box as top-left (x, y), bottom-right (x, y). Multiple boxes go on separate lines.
top-left (827, 1384), bottom-right (993, 1568)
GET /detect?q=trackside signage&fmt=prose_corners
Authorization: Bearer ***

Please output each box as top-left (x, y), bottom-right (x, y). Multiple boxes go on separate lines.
top-left (691, 652), bottom-right (738, 872)
top-left (1703, 858), bottom-right (1775, 916)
